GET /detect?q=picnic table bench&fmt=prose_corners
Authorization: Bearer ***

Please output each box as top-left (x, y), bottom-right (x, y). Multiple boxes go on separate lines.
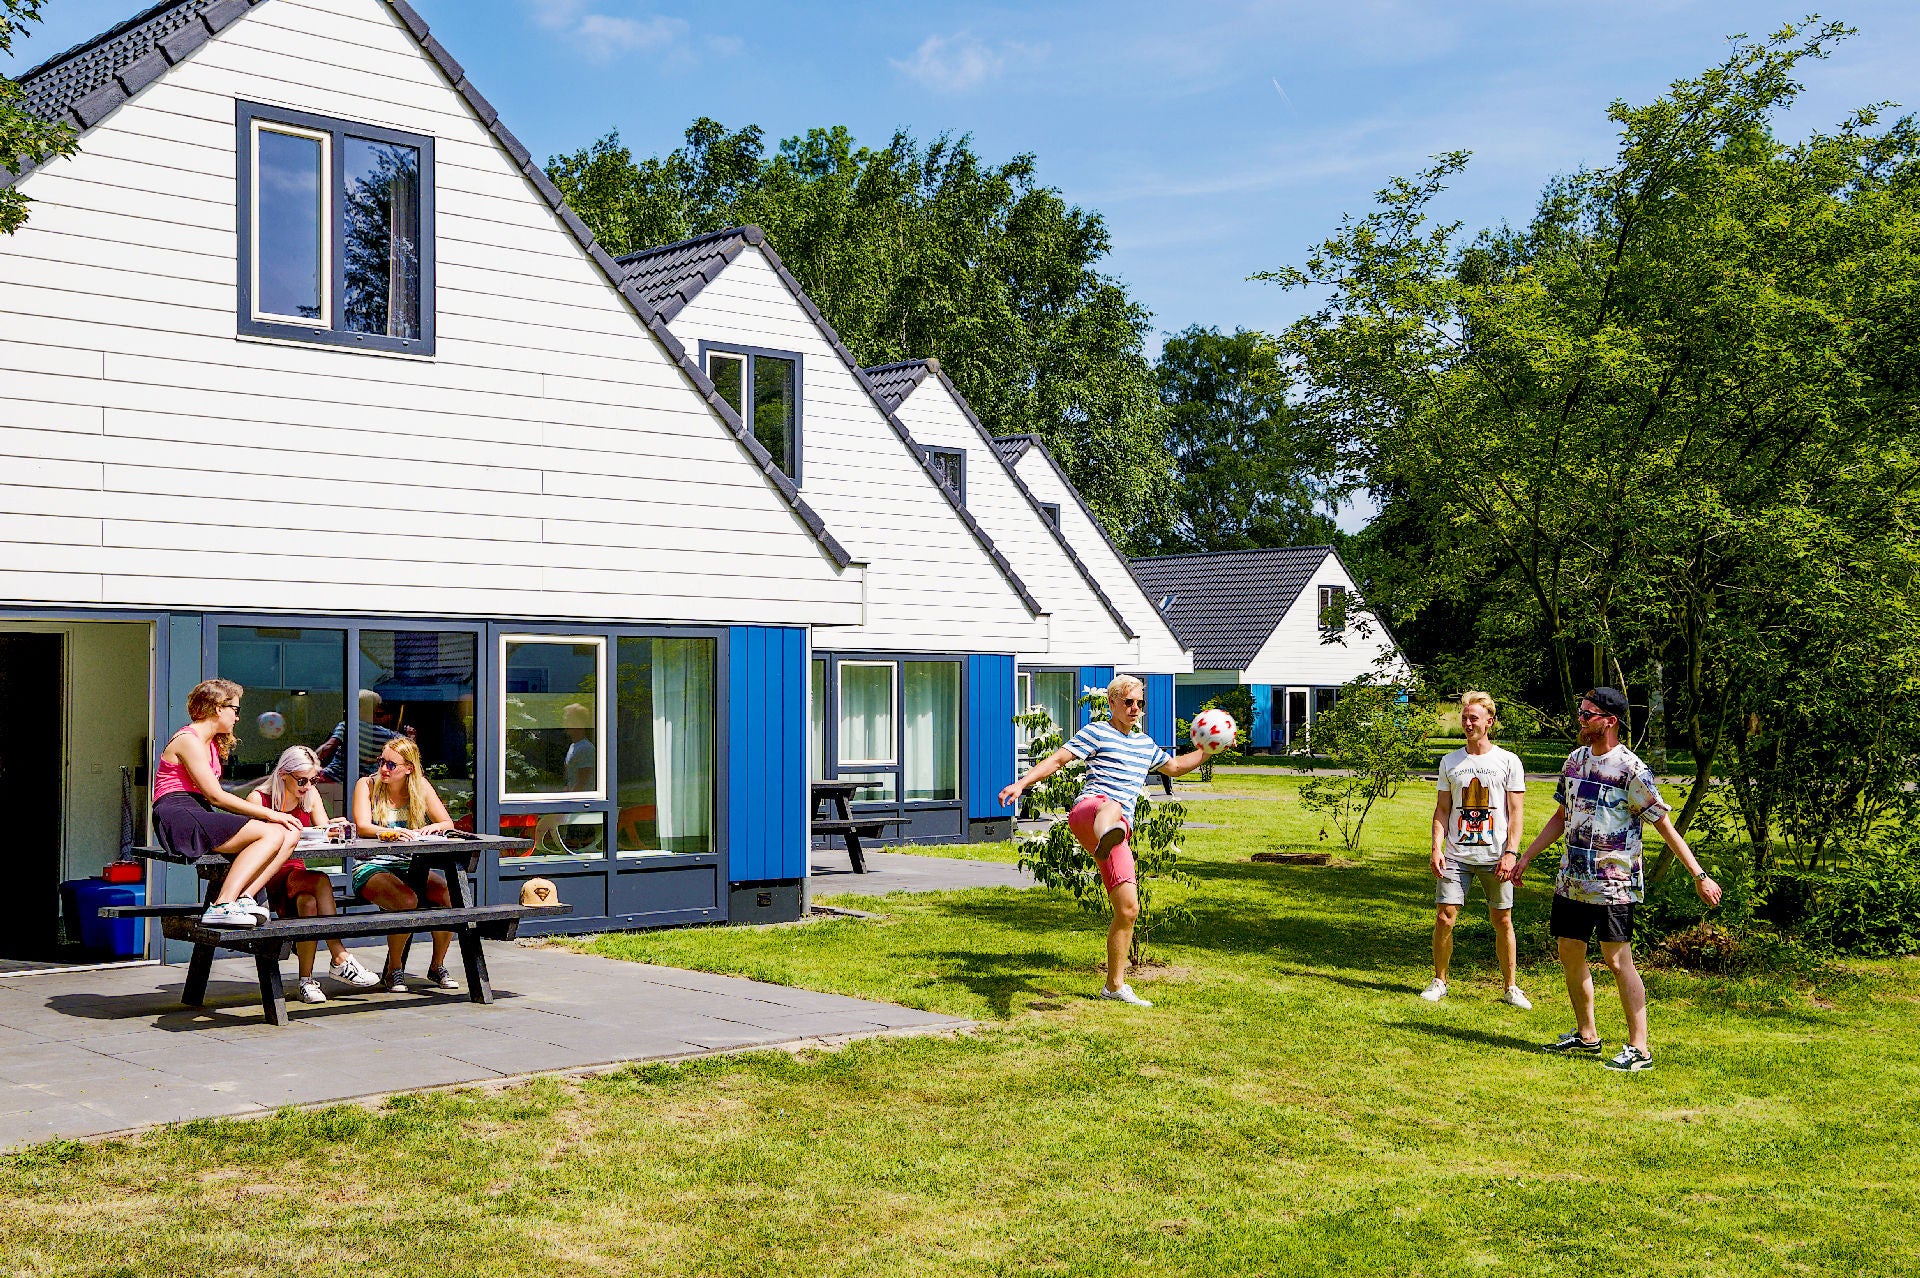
top-left (810, 780), bottom-right (905, 874)
top-left (101, 833), bottom-right (562, 1025)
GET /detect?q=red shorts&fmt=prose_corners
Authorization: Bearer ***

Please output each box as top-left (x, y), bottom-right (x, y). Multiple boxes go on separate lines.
top-left (1068, 795), bottom-right (1136, 891)
top-left (261, 858), bottom-right (310, 916)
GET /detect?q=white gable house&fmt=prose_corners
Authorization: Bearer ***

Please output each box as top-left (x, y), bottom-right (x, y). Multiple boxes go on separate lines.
top-left (616, 228), bottom-right (1046, 845)
top-left (0, 0), bottom-right (862, 950)
top-left (1131, 547), bottom-right (1405, 750)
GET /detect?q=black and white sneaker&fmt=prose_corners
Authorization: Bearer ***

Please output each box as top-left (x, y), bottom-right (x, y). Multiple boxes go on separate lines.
top-left (1542, 1028), bottom-right (1603, 1055)
top-left (1603, 1044), bottom-right (1654, 1072)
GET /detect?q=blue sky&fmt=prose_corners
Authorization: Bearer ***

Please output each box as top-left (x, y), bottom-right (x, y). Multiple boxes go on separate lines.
top-left (8, 2), bottom-right (1919, 528)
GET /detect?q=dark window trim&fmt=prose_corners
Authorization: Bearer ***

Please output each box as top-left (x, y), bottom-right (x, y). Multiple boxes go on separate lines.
top-left (699, 339), bottom-right (804, 486)
top-left (1317, 583), bottom-right (1347, 634)
top-left (235, 100), bottom-right (437, 357)
top-left (1038, 502), bottom-right (1062, 528)
top-left (922, 445), bottom-right (966, 504)
top-left (814, 649), bottom-right (967, 810)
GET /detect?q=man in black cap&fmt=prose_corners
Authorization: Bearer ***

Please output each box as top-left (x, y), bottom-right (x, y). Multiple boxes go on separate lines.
top-left (1508, 687), bottom-right (1721, 1071)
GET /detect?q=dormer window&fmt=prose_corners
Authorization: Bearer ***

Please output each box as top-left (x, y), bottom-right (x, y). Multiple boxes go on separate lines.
top-left (1158, 593), bottom-right (1177, 613)
top-left (704, 342), bottom-right (802, 483)
top-left (237, 102), bottom-right (435, 355)
top-left (925, 447), bottom-right (966, 503)
top-left (1039, 502), bottom-right (1062, 528)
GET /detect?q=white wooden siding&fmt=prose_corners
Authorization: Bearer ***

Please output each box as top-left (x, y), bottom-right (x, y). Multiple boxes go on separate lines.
top-left (889, 377), bottom-right (1134, 665)
top-left (1243, 555), bottom-right (1403, 686)
top-left (666, 246), bottom-right (1045, 654)
top-left (1010, 452), bottom-right (1192, 672)
top-left (0, 0), bottom-right (861, 626)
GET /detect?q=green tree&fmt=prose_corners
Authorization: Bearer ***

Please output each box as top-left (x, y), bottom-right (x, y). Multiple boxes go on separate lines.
top-left (1288, 678), bottom-right (1433, 850)
top-left (549, 121), bottom-right (1170, 543)
top-left (1, 0), bottom-right (77, 234)
top-left (1262, 20), bottom-right (1920, 854)
top-left (1142, 326), bottom-right (1339, 553)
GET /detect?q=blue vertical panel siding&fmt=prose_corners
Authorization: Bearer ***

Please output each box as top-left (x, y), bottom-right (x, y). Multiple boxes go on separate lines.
top-left (967, 653), bottom-right (1016, 819)
top-left (1145, 674), bottom-right (1176, 748)
top-left (1077, 666), bottom-right (1115, 726)
top-left (728, 626), bottom-right (807, 883)
top-left (1250, 684), bottom-right (1274, 749)
top-left (1175, 682), bottom-right (1235, 724)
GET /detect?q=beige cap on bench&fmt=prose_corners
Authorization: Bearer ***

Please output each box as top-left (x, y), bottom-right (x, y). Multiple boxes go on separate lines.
top-left (519, 878), bottom-right (559, 907)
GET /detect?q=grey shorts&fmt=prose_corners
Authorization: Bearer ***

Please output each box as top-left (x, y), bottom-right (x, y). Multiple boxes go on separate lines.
top-left (1436, 861), bottom-right (1513, 910)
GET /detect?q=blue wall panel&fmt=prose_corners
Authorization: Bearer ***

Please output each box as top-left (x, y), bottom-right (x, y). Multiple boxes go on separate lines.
top-left (728, 626), bottom-right (807, 883)
top-left (1077, 666), bottom-right (1115, 726)
top-left (1175, 682), bottom-right (1235, 724)
top-left (1250, 684), bottom-right (1274, 749)
top-left (967, 653), bottom-right (1016, 819)
top-left (1144, 674), bottom-right (1176, 748)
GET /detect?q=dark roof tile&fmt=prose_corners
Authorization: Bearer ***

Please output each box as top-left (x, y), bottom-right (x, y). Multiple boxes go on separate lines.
top-left (616, 227), bottom-right (752, 322)
top-left (993, 434), bottom-right (1036, 466)
top-left (1129, 547), bottom-right (1335, 670)
top-left (862, 358), bottom-right (933, 410)
top-left (15, 0), bottom-right (225, 125)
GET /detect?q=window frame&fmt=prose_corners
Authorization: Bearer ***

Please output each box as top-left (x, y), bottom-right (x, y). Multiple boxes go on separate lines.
top-left (835, 659), bottom-right (899, 768)
top-left (923, 446), bottom-right (966, 504)
top-left (236, 101), bottom-right (437, 357)
top-left (1317, 584), bottom-right (1348, 635)
top-left (699, 339), bottom-right (804, 485)
top-left (1038, 502), bottom-right (1062, 528)
top-left (499, 632), bottom-right (607, 804)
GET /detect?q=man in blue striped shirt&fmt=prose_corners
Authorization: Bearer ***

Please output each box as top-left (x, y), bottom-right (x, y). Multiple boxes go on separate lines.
top-left (1000, 675), bottom-right (1212, 1007)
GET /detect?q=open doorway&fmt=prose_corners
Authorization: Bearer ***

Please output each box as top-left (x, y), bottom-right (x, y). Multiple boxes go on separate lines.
top-left (0, 620), bottom-right (153, 971)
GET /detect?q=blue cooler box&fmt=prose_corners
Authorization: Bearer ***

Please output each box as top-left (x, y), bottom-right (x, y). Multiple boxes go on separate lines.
top-left (64, 880), bottom-right (146, 957)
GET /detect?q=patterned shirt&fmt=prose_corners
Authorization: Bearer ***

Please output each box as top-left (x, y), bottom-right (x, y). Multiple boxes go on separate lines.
top-left (1062, 721), bottom-right (1172, 823)
top-left (1552, 745), bottom-right (1671, 905)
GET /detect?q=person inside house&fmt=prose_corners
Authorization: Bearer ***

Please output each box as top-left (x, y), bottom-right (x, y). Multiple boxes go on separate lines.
top-left (317, 688), bottom-right (412, 785)
top-left (562, 701), bottom-right (596, 792)
top-left (351, 736), bottom-right (461, 993)
top-left (151, 679), bottom-right (304, 929)
top-left (246, 745), bottom-right (381, 1004)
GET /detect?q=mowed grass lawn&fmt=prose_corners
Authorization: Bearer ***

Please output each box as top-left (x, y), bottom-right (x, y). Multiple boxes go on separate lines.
top-left (6, 776), bottom-right (1918, 1276)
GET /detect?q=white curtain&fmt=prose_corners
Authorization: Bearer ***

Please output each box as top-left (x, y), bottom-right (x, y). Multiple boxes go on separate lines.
top-left (651, 639), bottom-right (713, 852)
top-left (1034, 671), bottom-right (1075, 740)
top-left (903, 662), bottom-right (959, 801)
top-left (839, 663), bottom-right (894, 763)
top-left (809, 659), bottom-right (826, 780)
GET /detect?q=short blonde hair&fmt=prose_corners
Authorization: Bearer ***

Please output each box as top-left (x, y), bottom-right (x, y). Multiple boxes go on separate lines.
top-left (1459, 690), bottom-right (1498, 725)
top-left (1108, 674), bottom-right (1145, 706)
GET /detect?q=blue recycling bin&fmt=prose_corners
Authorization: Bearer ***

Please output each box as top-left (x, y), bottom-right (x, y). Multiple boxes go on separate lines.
top-left (64, 879), bottom-right (146, 958)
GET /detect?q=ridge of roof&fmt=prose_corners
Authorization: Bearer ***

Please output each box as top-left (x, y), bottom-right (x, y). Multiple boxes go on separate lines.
top-left (6, 0), bottom-right (855, 572)
top-left (862, 358), bottom-right (935, 410)
top-left (865, 358), bottom-right (1138, 642)
top-left (13, 0), bottom-right (250, 135)
top-left (625, 226), bottom-right (1046, 618)
top-left (1129, 545), bottom-right (1335, 670)
top-left (615, 226), bottom-right (754, 323)
top-left (1005, 435), bottom-right (1192, 656)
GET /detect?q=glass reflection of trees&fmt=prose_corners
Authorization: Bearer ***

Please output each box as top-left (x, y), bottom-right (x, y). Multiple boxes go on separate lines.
top-left (343, 138), bottom-right (421, 339)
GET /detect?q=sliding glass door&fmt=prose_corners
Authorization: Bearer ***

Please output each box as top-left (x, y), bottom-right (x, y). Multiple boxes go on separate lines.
top-left (815, 653), bottom-right (966, 843)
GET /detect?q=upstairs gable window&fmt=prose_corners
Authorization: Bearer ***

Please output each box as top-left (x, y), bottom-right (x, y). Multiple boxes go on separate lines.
top-left (1039, 502), bottom-right (1062, 528)
top-left (1317, 584), bottom-right (1348, 634)
top-left (924, 446), bottom-right (966, 504)
top-left (239, 102), bottom-right (435, 355)
top-left (704, 342), bottom-right (802, 483)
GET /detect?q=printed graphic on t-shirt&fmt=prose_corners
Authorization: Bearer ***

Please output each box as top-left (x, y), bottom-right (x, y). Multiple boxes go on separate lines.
top-left (1552, 746), bottom-right (1671, 904)
top-left (1456, 777), bottom-right (1494, 849)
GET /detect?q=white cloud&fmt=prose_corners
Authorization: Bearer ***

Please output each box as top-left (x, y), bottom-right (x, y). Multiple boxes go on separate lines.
top-left (523, 0), bottom-right (692, 63)
top-left (891, 32), bottom-right (1046, 93)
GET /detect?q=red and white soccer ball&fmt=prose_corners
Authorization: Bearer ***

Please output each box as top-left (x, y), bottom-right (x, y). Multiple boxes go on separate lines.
top-left (1190, 708), bottom-right (1238, 755)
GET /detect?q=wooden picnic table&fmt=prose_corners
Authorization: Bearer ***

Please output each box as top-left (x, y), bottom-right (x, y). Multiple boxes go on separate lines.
top-left (105, 832), bottom-right (560, 1025)
top-left (810, 780), bottom-right (903, 874)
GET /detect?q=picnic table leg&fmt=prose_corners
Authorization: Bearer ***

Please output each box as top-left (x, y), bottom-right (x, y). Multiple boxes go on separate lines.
top-left (845, 831), bottom-right (867, 874)
top-left (253, 948), bottom-right (288, 1026)
top-left (457, 928), bottom-right (494, 1005)
top-left (181, 943), bottom-right (216, 1007)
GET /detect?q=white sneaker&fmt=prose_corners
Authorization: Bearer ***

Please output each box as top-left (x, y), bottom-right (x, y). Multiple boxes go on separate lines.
top-left (1502, 985), bottom-right (1533, 1010)
top-left (380, 967), bottom-right (409, 993)
top-left (201, 901), bottom-right (256, 929)
top-left (292, 977), bottom-right (327, 1005)
top-left (329, 954), bottom-right (381, 989)
top-left (1098, 983), bottom-right (1153, 1008)
top-left (236, 895), bottom-right (271, 923)
top-left (1420, 978), bottom-right (1448, 1002)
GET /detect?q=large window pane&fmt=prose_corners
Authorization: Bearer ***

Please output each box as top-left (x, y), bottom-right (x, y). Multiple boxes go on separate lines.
top-left (255, 127), bottom-right (324, 321)
top-left (903, 661), bottom-right (959, 802)
top-left (217, 625), bottom-right (345, 812)
top-left (615, 637), bottom-right (716, 856)
top-left (497, 811), bottom-right (605, 862)
top-left (359, 630), bottom-right (476, 828)
top-left (503, 638), bottom-right (602, 798)
top-left (838, 662), bottom-right (895, 765)
top-left (840, 771), bottom-right (896, 804)
top-left (809, 658), bottom-right (827, 781)
top-left (753, 354), bottom-right (797, 477)
top-left (1032, 670), bottom-right (1075, 740)
top-left (343, 137), bottom-right (422, 339)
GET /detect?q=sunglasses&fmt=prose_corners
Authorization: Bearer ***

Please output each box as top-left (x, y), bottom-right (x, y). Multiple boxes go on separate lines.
top-left (218, 702), bottom-right (240, 712)
top-left (377, 758), bottom-right (405, 772)
top-left (1575, 709), bottom-right (1614, 722)
top-left (291, 775), bottom-right (318, 789)
top-left (1120, 698), bottom-right (1145, 708)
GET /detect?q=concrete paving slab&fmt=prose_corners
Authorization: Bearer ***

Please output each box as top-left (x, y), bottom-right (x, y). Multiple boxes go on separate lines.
top-left (809, 849), bottom-right (1035, 893)
top-left (0, 942), bottom-right (967, 1149)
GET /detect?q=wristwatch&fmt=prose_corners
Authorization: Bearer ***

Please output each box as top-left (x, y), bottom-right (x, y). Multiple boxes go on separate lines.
top-left (1693, 870), bottom-right (1711, 881)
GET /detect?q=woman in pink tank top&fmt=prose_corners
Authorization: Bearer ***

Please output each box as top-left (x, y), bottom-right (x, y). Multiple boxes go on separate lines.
top-left (151, 679), bottom-right (303, 930)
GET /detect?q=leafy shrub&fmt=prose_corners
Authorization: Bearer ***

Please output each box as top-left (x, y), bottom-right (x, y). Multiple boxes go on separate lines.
top-left (1762, 843), bottom-right (1920, 957)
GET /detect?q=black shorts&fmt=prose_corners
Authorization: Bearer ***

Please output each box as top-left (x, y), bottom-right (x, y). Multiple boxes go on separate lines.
top-left (1550, 895), bottom-right (1635, 945)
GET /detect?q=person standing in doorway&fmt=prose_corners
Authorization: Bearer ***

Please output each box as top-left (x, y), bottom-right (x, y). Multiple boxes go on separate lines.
top-left (1508, 687), bottom-right (1721, 1071)
top-left (1424, 691), bottom-right (1529, 1008)
top-left (998, 675), bottom-right (1210, 1008)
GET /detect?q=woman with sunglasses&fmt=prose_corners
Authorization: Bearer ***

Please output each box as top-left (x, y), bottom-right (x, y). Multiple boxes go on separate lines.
top-left (999, 674), bottom-right (1211, 1008)
top-left (246, 745), bottom-right (381, 1004)
top-left (351, 736), bottom-right (460, 993)
top-left (152, 679), bottom-right (304, 929)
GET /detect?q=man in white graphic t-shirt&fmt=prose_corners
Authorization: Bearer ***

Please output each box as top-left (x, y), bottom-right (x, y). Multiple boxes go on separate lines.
top-left (1424, 691), bottom-right (1529, 1007)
